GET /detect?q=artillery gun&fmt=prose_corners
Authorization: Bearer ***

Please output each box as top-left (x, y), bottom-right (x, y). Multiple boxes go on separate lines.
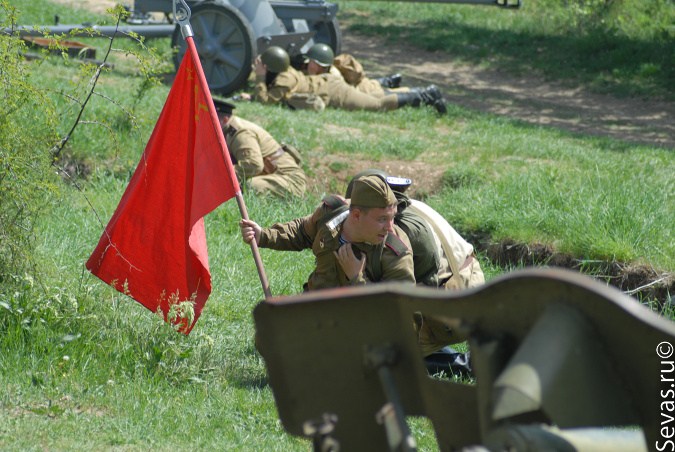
top-left (255, 268), bottom-right (674, 451)
top-left (8, 0), bottom-right (519, 95)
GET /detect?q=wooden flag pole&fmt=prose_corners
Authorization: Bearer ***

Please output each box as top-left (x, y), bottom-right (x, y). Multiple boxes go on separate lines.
top-left (173, 0), bottom-right (272, 299)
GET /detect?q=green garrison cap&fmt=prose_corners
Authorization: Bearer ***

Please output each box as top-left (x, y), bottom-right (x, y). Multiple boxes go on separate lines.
top-left (350, 175), bottom-right (397, 208)
top-left (212, 97), bottom-right (236, 115)
top-left (345, 169), bottom-right (413, 198)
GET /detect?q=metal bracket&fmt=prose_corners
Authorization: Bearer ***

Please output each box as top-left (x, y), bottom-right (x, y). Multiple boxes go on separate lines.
top-left (496, 0), bottom-right (521, 8)
top-left (303, 413), bottom-right (340, 452)
top-left (256, 31), bottom-right (316, 57)
top-left (364, 344), bottom-right (417, 452)
top-left (173, 0), bottom-right (192, 39)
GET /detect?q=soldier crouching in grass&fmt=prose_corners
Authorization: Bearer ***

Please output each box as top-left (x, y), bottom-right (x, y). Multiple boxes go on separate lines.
top-left (345, 169), bottom-right (486, 376)
top-left (251, 46), bottom-right (447, 115)
top-left (213, 97), bottom-right (306, 198)
top-left (240, 175), bottom-right (415, 290)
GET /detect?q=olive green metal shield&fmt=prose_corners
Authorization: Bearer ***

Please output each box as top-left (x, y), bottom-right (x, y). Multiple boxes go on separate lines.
top-left (253, 268), bottom-right (675, 451)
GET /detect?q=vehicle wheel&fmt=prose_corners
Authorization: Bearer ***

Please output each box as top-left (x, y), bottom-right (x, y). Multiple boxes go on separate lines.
top-left (171, 0), bottom-right (256, 95)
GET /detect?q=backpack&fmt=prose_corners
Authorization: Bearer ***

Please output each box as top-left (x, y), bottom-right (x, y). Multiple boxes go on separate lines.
top-left (407, 200), bottom-right (479, 288)
top-left (333, 53), bottom-right (366, 86)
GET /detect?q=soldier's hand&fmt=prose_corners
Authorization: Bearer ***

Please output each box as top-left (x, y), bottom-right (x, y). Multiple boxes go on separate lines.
top-left (334, 244), bottom-right (366, 281)
top-left (240, 219), bottom-right (261, 245)
top-left (253, 56), bottom-right (266, 76)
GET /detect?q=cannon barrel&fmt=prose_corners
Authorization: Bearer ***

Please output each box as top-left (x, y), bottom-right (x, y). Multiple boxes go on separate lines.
top-left (5, 24), bottom-right (176, 39)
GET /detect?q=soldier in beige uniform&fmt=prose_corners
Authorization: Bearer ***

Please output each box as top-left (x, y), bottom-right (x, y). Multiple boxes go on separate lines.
top-left (300, 44), bottom-right (448, 116)
top-left (253, 46), bottom-right (446, 114)
top-left (240, 175), bottom-right (415, 291)
top-left (300, 43), bottom-right (406, 98)
top-left (213, 98), bottom-right (306, 198)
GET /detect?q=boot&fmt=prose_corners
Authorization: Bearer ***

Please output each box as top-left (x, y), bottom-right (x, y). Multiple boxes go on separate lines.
top-left (396, 85), bottom-right (447, 115)
top-left (376, 73), bottom-right (402, 89)
top-left (418, 84), bottom-right (447, 115)
top-left (396, 91), bottom-right (422, 108)
top-left (424, 346), bottom-right (473, 378)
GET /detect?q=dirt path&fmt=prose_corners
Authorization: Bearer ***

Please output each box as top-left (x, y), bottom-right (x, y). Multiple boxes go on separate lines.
top-left (341, 30), bottom-right (675, 149)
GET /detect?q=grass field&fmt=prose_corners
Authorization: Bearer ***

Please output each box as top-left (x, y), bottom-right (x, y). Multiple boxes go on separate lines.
top-left (1, 0), bottom-right (674, 450)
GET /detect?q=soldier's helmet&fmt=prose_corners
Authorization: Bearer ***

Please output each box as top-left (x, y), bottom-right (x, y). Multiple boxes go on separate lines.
top-left (261, 46), bottom-right (290, 73)
top-left (306, 43), bottom-right (334, 68)
top-left (345, 169), bottom-right (412, 198)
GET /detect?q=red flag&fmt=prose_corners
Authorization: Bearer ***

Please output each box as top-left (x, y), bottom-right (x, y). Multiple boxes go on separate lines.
top-left (86, 44), bottom-right (239, 334)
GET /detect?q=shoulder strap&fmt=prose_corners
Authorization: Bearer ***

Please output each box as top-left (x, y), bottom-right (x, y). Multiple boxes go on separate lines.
top-left (318, 195), bottom-right (349, 230)
top-left (371, 232), bottom-right (408, 282)
top-left (384, 233), bottom-right (409, 256)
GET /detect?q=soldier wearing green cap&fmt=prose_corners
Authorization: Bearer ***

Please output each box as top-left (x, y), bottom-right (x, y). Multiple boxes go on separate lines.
top-left (346, 169), bottom-right (485, 365)
top-left (212, 97), bottom-right (306, 198)
top-left (239, 175), bottom-right (415, 290)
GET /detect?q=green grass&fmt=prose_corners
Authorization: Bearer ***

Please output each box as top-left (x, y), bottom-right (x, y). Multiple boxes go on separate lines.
top-left (1, 0), bottom-right (674, 450)
top-left (337, 0), bottom-right (675, 100)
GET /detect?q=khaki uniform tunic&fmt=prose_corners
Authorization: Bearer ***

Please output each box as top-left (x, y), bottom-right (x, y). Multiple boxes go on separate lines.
top-left (254, 67), bottom-right (399, 112)
top-left (258, 196), bottom-right (415, 291)
top-left (223, 116), bottom-right (306, 198)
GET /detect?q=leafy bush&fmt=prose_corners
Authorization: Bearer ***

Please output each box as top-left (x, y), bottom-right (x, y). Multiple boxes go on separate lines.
top-left (0, 1), bottom-right (61, 282)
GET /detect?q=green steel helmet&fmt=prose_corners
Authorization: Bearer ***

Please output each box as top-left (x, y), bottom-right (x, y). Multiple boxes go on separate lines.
top-left (261, 46), bottom-right (290, 73)
top-left (306, 43), bottom-right (334, 68)
top-left (345, 168), bottom-right (413, 198)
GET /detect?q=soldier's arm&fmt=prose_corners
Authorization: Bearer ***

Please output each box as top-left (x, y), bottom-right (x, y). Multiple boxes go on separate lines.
top-left (254, 73), bottom-right (294, 105)
top-left (253, 76), bottom-right (272, 104)
top-left (259, 214), bottom-right (315, 251)
top-left (258, 200), bottom-right (339, 252)
top-left (230, 130), bottom-right (264, 180)
top-left (381, 251), bottom-right (415, 284)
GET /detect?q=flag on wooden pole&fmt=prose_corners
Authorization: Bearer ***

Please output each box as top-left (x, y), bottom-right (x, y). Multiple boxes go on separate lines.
top-left (86, 43), bottom-right (240, 334)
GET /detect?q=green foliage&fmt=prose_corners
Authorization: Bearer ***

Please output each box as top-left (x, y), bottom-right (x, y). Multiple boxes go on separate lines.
top-left (0, 1), bottom-right (61, 282)
top-left (534, 0), bottom-right (674, 39)
top-left (441, 165), bottom-right (485, 190)
top-left (0, 1), bottom-right (171, 286)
